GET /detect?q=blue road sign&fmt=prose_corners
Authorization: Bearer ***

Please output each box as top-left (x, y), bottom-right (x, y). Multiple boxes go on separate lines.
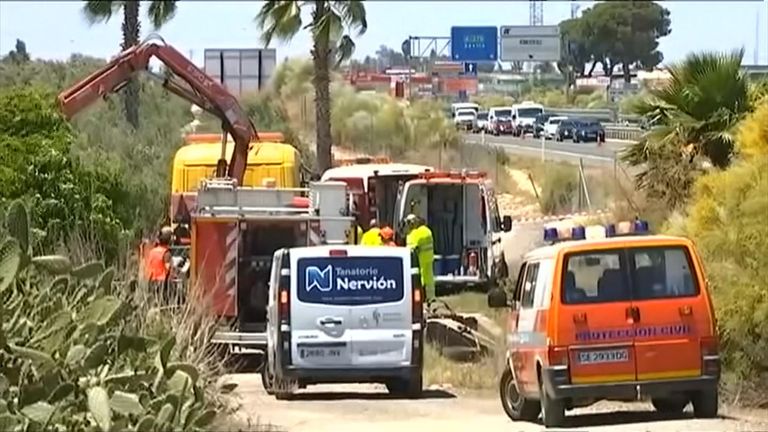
top-left (464, 62), bottom-right (478, 76)
top-left (451, 26), bottom-right (498, 62)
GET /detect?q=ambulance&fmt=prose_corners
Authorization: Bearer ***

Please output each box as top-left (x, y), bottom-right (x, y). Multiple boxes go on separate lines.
top-left (393, 170), bottom-right (513, 292)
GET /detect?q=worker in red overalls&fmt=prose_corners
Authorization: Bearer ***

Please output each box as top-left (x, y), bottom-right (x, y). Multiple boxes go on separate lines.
top-left (145, 226), bottom-right (174, 304)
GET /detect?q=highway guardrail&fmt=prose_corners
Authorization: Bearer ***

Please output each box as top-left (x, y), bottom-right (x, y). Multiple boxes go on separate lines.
top-left (603, 126), bottom-right (643, 142)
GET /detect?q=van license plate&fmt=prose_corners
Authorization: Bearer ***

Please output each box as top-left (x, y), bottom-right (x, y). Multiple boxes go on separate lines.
top-left (299, 347), bottom-right (345, 361)
top-left (578, 349), bottom-right (629, 364)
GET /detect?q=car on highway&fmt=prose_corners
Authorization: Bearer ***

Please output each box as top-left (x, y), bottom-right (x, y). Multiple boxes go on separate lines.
top-left (473, 110), bottom-right (489, 133)
top-left (488, 220), bottom-right (720, 427)
top-left (488, 106), bottom-right (515, 135)
top-left (532, 113), bottom-right (553, 138)
top-left (454, 108), bottom-right (477, 131)
top-left (262, 245), bottom-right (424, 399)
top-left (554, 119), bottom-right (578, 141)
top-left (573, 119), bottom-right (606, 143)
top-left (543, 116), bottom-right (569, 140)
top-left (512, 101), bottom-right (545, 137)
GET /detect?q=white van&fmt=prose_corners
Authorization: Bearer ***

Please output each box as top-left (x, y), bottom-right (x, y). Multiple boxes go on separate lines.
top-left (512, 101), bottom-right (545, 136)
top-left (262, 245), bottom-right (424, 399)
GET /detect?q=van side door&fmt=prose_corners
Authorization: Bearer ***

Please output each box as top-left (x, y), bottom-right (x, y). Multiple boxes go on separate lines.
top-left (508, 260), bottom-right (542, 395)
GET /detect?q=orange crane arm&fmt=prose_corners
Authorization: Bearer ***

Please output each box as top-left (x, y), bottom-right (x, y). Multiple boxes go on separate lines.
top-left (57, 36), bottom-right (257, 182)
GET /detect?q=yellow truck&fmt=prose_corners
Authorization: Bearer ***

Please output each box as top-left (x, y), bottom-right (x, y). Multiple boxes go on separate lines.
top-left (140, 132), bottom-right (302, 278)
top-left (169, 132), bottom-right (301, 236)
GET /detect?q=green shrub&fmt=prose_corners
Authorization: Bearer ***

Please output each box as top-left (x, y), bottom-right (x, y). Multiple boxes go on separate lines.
top-left (665, 101), bottom-right (768, 404)
top-left (0, 200), bottom-right (233, 431)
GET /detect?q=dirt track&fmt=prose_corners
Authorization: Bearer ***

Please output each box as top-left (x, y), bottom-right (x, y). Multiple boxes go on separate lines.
top-left (227, 374), bottom-right (768, 432)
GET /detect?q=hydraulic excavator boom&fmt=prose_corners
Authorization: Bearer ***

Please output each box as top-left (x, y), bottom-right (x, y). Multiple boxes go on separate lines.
top-left (57, 35), bottom-right (257, 181)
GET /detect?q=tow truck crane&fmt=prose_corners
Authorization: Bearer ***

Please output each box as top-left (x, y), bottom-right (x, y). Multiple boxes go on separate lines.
top-left (57, 34), bottom-right (254, 180)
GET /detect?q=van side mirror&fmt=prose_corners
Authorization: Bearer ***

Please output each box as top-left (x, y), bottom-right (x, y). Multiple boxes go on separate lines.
top-left (487, 288), bottom-right (508, 308)
top-left (501, 215), bottom-right (512, 232)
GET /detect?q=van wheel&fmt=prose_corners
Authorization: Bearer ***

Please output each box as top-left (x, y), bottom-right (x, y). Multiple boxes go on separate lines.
top-left (273, 377), bottom-right (296, 400)
top-left (692, 387), bottom-right (719, 418)
top-left (500, 367), bottom-right (540, 421)
top-left (539, 375), bottom-right (566, 427)
top-left (651, 396), bottom-right (689, 413)
top-left (261, 368), bottom-right (275, 396)
top-left (386, 372), bottom-right (422, 399)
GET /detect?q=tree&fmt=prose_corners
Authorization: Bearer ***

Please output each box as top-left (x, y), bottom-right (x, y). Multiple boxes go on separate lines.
top-left (5, 39), bottom-right (30, 64)
top-left (583, 1), bottom-right (671, 82)
top-left (621, 49), bottom-right (751, 208)
top-left (256, 1), bottom-right (367, 173)
top-left (82, 0), bottom-right (178, 129)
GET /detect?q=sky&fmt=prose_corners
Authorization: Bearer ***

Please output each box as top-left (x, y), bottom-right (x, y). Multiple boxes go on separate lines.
top-left (1, 0), bottom-right (767, 67)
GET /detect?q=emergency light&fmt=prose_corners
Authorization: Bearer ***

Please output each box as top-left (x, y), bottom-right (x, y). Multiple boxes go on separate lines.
top-left (543, 219), bottom-right (650, 243)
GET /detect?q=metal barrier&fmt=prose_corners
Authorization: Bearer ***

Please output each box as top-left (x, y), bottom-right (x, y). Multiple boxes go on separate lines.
top-left (604, 126), bottom-right (644, 142)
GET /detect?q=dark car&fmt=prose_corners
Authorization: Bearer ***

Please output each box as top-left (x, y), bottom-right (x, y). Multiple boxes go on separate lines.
top-left (493, 117), bottom-right (515, 135)
top-left (572, 120), bottom-right (606, 143)
top-left (533, 113), bottom-right (553, 138)
top-left (555, 119), bottom-right (578, 142)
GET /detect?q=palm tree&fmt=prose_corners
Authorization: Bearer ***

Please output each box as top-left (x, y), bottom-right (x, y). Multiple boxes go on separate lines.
top-left (82, 0), bottom-right (178, 129)
top-left (621, 49), bottom-right (751, 208)
top-left (256, 1), bottom-right (367, 173)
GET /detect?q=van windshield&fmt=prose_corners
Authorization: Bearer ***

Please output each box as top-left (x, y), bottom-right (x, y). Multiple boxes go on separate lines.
top-left (562, 246), bottom-right (699, 304)
top-left (296, 256), bottom-right (405, 306)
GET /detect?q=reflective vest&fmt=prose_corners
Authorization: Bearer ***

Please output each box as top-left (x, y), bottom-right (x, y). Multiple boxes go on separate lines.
top-left (407, 224), bottom-right (435, 294)
top-left (146, 245), bottom-right (170, 282)
top-left (347, 225), bottom-right (363, 244)
top-left (361, 227), bottom-right (383, 246)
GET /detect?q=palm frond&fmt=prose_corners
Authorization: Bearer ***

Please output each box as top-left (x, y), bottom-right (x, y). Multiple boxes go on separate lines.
top-left (255, 0), bottom-right (303, 47)
top-left (333, 1), bottom-right (367, 36)
top-left (82, 0), bottom-right (123, 25)
top-left (147, 0), bottom-right (177, 29)
top-left (312, 9), bottom-right (343, 49)
top-left (335, 35), bottom-right (356, 66)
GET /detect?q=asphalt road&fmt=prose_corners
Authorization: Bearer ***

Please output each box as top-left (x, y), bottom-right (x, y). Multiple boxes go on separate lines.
top-left (463, 133), bottom-right (631, 166)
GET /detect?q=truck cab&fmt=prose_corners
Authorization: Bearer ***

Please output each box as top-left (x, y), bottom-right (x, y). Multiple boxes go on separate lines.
top-left (321, 162), bottom-right (434, 231)
top-left (393, 171), bottom-right (512, 292)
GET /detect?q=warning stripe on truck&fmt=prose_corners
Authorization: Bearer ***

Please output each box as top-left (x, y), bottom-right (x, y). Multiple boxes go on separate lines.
top-left (224, 223), bottom-right (238, 300)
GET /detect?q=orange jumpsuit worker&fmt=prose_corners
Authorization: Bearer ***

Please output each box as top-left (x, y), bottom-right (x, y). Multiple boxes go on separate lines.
top-left (146, 226), bottom-right (174, 303)
top-left (380, 226), bottom-right (396, 246)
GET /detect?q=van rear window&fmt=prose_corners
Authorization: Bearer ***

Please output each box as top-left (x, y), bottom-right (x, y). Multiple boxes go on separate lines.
top-left (562, 246), bottom-right (699, 304)
top-left (296, 256), bottom-right (405, 306)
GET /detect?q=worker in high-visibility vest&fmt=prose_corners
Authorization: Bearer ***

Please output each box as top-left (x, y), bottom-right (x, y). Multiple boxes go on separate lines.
top-left (145, 226), bottom-right (174, 303)
top-left (380, 226), bottom-right (396, 246)
top-left (405, 214), bottom-right (435, 299)
top-left (347, 224), bottom-right (363, 244)
top-left (360, 218), bottom-right (383, 246)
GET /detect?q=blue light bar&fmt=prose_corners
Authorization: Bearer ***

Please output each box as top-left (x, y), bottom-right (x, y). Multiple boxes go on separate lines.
top-left (543, 227), bottom-right (559, 242)
top-left (605, 224), bottom-right (616, 237)
top-left (571, 226), bottom-right (586, 240)
top-left (634, 219), bottom-right (650, 233)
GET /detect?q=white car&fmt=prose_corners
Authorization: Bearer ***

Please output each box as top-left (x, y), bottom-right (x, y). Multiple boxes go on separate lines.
top-left (262, 245), bottom-right (423, 399)
top-left (454, 109), bottom-right (477, 131)
top-left (544, 116), bottom-right (569, 139)
top-left (474, 111), bottom-right (489, 133)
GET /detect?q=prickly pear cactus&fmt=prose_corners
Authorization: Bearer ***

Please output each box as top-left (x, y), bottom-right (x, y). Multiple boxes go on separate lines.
top-left (0, 200), bottom-right (230, 431)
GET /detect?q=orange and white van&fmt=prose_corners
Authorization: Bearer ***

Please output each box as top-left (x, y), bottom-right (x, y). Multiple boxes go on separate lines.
top-left (488, 220), bottom-right (720, 427)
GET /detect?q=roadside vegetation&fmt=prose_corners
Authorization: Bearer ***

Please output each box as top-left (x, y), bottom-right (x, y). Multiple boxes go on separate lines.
top-left (624, 51), bottom-right (768, 407)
